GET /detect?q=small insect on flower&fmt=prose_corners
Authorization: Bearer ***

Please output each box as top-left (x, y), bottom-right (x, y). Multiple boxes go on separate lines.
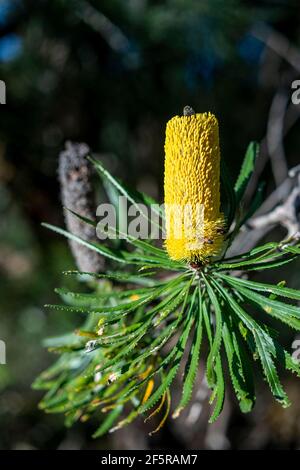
top-left (164, 107), bottom-right (225, 264)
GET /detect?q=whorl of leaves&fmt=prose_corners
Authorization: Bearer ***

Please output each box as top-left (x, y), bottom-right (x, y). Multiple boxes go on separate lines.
top-left (35, 141), bottom-right (300, 437)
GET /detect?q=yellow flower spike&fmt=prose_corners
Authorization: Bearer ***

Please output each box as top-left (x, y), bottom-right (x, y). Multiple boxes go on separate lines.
top-left (164, 106), bottom-right (225, 263)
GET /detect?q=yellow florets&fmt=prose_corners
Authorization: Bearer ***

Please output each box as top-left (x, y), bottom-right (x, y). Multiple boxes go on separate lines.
top-left (164, 111), bottom-right (225, 262)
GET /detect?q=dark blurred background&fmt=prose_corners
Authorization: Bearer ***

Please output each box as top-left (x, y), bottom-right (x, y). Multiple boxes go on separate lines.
top-left (1, 0), bottom-right (300, 450)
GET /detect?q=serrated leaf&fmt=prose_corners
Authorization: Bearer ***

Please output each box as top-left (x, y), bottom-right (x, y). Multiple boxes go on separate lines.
top-left (208, 355), bottom-right (225, 423)
top-left (173, 288), bottom-right (203, 417)
top-left (138, 300), bottom-right (195, 414)
top-left (65, 207), bottom-right (169, 263)
top-left (89, 156), bottom-right (163, 232)
top-left (237, 181), bottom-right (265, 227)
top-left (252, 330), bottom-right (290, 407)
top-left (234, 142), bottom-right (259, 203)
top-left (218, 273), bottom-right (300, 301)
top-left (221, 158), bottom-right (237, 230)
top-left (202, 275), bottom-right (223, 387)
top-left (220, 242), bottom-right (278, 264)
top-left (216, 253), bottom-right (296, 272)
top-left (215, 281), bottom-right (290, 407)
top-left (63, 270), bottom-right (160, 287)
top-left (222, 318), bottom-right (254, 413)
top-left (42, 223), bottom-right (127, 264)
top-left (230, 284), bottom-right (300, 330)
top-left (231, 321), bottom-right (256, 409)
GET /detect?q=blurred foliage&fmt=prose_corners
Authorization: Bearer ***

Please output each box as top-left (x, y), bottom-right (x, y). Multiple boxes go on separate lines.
top-left (1, 0), bottom-right (300, 450)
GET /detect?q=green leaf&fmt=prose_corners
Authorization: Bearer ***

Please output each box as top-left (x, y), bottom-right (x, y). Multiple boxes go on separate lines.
top-left (109, 407), bottom-right (141, 434)
top-left (63, 270), bottom-right (160, 287)
top-left (138, 294), bottom-right (195, 414)
top-left (217, 242), bottom-right (279, 267)
top-left (231, 321), bottom-right (256, 408)
top-left (112, 285), bottom-right (193, 376)
top-left (262, 332), bottom-right (300, 378)
top-left (93, 283), bottom-right (189, 374)
top-left (237, 181), bottom-right (265, 227)
top-left (222, 317), bottom-right (254, 413)
top-left (221, 158), bottom-right (237, 230)
top-left (229, 284), bottom-right (300, 330)
top-left (208, 355), bottom-right (225, 423)
top-left (97, 155), bottom-right (165, 221)
top-left (216, 252), bottom-right (296, 272)
top-left (234, 142), bottom-right (259, 203)
top-left (65, 206), bottom-right (171, 267)
top-left (202, 275), bottom-right (223, 388)
top-left (252, 330), bottom-right (290, 407)
top-left (218, 273), bottom-right (300, 301)
top-left (89, 156), bottom-right (163, 231)
top-left (42, 332), bottom-right (81, 348)
top-left (173, 287), bottom-right (203, 417)
top-left (283, 245), bottom-right (300, 255)
top-left (123, 251), bottom-right (185, 271)
top-left (201, 295), bottom-right (225, 421)
top-left (63, 207), bottom-right (96, 227)
top-left (92, 405), bottom-right (123, 438)
top-left (42, 223), bottom-right (127, 264)
top-left (214, 281), bottom-right (290, 407)
top-left (227, 242), bottom-right (278, 260)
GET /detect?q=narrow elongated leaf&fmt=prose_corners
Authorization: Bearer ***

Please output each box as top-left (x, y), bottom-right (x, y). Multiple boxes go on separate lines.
top-left (283, 246), bottom-right (300, 255)
top-left (138, 294), bottom-right (196, 414)
top-left (231, 321), bottom-right (256, 408)
top-left (55, 287), bottom-right (155, 309)
top-left (252, 330), bottom-right (290, 407)
top-left (216, 253), bottom-right (296, 272)
top-left (219, 242), bottom-right (278, 264)
top-left (42, 223), bottom-right (127, 264)
top-left (93, 284), bottom-right (189, 374)
top-left (109, 407), bottom-right (142, 434)
top-left (221, 159), bottom-right (236, 230)
top-left (214, 281), bottom-right (290, 406)
top-left (202, 275), bottom-right (223, 387)
top-left (89, 156), bottom-right (163, 231)
top-left (234, 142), bottom-right (259, 203)
top-left (63, 270), bottom-right (161, 287)
top-left (202, 296), bottom-right (225, 421)
top-left (173, 288), bottom-right (203, 417)
top-left (237, 181), bottom-right (265, 227)
top-left (66, 207), bottom-right (169, 262)
top-left (230, 284), bottom-right (300, 330)
top-left (92, 405), bottom-right (123, 438)
top-left (208, 355), bottom-right (225, 423)
top-left (222, 318), bottom-right (254, 413)
top-left (218, 273), bottom-right (300, 301)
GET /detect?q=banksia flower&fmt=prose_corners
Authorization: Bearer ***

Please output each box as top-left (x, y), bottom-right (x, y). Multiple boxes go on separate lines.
top-left (58, 141), bottom-right (104, 273)
top-left (164, 107), bottom-right (225, 263)
top-left (37, 101), bottom-right (300, 437)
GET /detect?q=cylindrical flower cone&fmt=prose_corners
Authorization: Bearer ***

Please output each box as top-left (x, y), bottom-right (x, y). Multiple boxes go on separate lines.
top-left (164, 110), bottom-right (225, 263)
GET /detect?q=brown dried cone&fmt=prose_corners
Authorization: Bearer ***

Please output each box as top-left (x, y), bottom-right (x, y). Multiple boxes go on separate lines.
top-left (58, 141), bottom-right (104, 273)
